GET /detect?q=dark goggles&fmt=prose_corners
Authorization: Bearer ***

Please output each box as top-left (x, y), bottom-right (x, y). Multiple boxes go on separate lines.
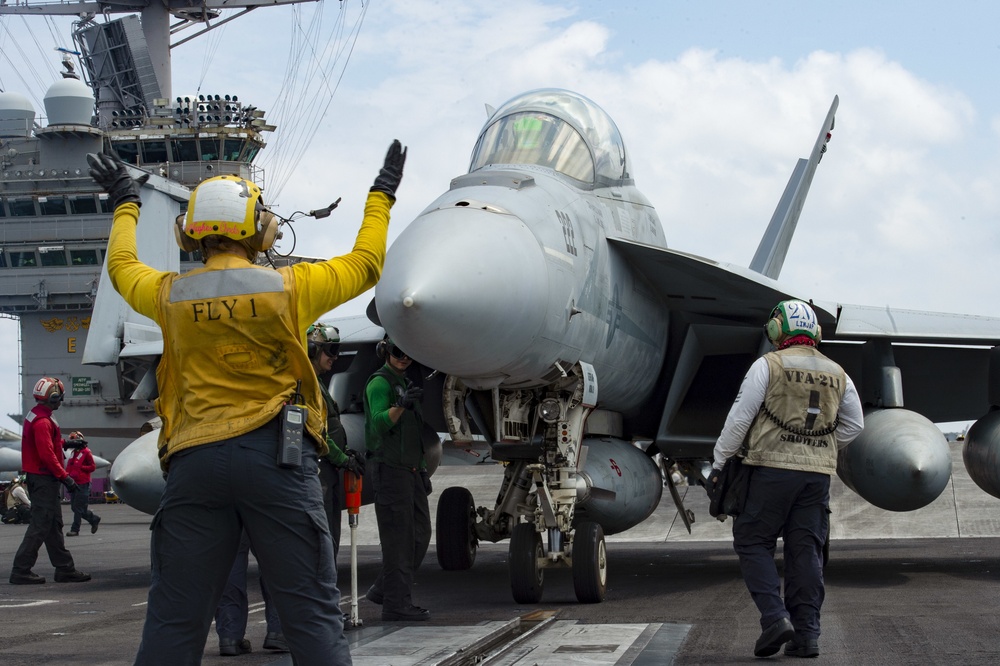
top-left (318, 342), bottom-right (341, 357)
top-left (388, 344), bottom-right (409, 360)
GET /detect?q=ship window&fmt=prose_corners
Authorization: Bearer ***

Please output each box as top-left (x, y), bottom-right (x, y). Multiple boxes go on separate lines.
top-left (0, 201), bottom-right (6, 218)
top-left (39, 248), bottom-right (68, 267)
top-left (69, 195), bottom-right (98, 215)
top-left (173, 138), bottom-right (199, 162)
top-left (141, 140), bottom-right (168, 164)
top-left (70, 250), bottom-right (101, 266)
top-left (180, 248), bottom-right (203, 262)
top-left (99, 198), bottom-right (112, 214)
top-left (9, 199), bottom-right (36, 216)
top-left (0, 254), bottom-right (5, 268)
top-left (39, 196), bottom-right (68, 216)
top-left (223, 138), bottom-right (243, 161)
top-left (115, 142), bottom-right (140, 165)
top-left (244, 144), bottom-right (260, 161)
top-left (9, 251), bottom-right (37, 267)
top-left (201, 138), bottom-right (220, 161)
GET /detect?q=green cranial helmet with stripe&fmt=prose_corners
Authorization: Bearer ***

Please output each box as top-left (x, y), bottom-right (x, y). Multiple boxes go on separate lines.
top-left (766, 300), bottom-right (821, 343)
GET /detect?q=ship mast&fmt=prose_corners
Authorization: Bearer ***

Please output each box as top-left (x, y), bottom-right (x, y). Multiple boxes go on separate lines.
top-left (0, 0), bottom-right (321, 102)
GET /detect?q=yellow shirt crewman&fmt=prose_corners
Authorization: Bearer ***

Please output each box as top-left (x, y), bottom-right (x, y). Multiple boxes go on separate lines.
top-left (88, 139), bottom-right (406, 666)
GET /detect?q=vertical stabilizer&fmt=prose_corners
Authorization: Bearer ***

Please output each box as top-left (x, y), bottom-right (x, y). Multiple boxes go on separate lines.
top-left (749, 95), bottom-right (838, 279)
top-left (82, 170), bottom-right (186, 366)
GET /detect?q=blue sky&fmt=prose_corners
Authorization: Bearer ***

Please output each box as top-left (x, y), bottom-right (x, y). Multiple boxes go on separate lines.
top-left (1, 0), bottom-right (998, 432)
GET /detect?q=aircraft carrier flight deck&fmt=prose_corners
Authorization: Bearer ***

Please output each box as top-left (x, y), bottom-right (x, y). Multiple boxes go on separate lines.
top-left (1, 442), bottom-right (999, 665)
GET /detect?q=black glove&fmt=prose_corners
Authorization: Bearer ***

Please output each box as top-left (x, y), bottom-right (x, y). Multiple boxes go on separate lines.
top-left (420, 469), bottom-right (432, 496)
top-left (87, 152), bottom-right (150, 210)
top-left (394, 380), bottom-right (423, 410)
top-left (343, 449), bottom-right (366, 477)
top-left (370, 139), bottom-right (407, 199)
top-left (704, 467), bottom-right (720, 499)
top-left (60, 476), bottom-right (79, 494)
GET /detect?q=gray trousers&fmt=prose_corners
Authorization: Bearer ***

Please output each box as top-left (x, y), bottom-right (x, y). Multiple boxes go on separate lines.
top-left (370, 462), bottom-right (431, 612)
top-left (133, 422), bottom-right (351, 666)
top-left (11, 473), bottom-right (75, 575)
top-left (318, 459), bottom-right (343, 562)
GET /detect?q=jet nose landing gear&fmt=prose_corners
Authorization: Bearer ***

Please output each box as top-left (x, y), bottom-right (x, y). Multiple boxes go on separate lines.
top-left (572, 521), bottom-right (607, 603)
top-left (507, 521), bottom-right (607, 604)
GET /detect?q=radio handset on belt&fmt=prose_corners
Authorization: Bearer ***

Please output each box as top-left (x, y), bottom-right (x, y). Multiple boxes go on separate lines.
top-left (278, 380), bottom-right (306, 468)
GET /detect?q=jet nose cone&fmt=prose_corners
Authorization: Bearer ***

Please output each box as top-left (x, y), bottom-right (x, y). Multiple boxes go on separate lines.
top-left (375, 206), bottom-right (547, 379)
top-left (109, 430), bottom-right (165, 515)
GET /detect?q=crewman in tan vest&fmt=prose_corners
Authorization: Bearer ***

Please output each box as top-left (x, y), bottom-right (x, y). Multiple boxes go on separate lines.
top-left (711, 300), bottom-right (863, 658)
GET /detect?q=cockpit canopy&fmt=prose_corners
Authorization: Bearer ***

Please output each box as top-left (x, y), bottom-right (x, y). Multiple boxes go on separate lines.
top-left (469, 89), bottom-right (630, 188)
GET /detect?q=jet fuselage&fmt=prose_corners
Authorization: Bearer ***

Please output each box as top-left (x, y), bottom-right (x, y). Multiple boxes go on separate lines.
top-left (376, 90), bottom-right (669, 414)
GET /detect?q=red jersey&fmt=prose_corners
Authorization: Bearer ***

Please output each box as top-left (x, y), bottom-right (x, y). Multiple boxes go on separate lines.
top-left (66, 447), bottom-right (97, 484)
top-left (21, 404), bottom-right (69, 480)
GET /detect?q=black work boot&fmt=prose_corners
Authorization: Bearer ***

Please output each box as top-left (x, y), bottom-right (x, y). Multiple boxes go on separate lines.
top-left (754, 617), bottom-right (795, 657)
top-left (54, 569), bottom-right (92, 583)
top-left (784, 635), bottom-right (820, 658)
top-left (382, 605), bottom-right (430, 622)
top-left (219, 638), bottom-right (251, 656)
top-left (9, 571), bottom-right (45, 585)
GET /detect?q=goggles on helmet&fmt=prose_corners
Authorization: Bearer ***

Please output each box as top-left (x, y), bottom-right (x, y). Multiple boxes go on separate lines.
top-left (318, 342), bottom-right (341, 357)
top-left (388, 344), bottom-right (410, 360)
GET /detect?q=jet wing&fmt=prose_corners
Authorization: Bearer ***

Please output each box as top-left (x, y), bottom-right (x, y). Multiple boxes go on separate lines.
top-left (832, 304), bottom-right (1000, 345)
top-left (331, 313), bottom-right (385, 348)
top-left (610, 237), bottom-right (1000, 427)
top-left (611, 236), bottom-right (1000, 342)
top-left (608, 238), bottom-right (835, 324)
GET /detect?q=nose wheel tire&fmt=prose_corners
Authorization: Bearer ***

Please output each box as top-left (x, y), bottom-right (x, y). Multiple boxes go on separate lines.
top-left (509, 522), bottom-right (544, 604)
top-left (572, 521), bottom-right (607, 603)
top-left (436, 486), bottom-right (478, 570)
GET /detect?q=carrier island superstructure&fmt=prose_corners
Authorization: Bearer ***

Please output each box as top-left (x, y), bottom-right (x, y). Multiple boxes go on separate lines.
top-left (0, 0), bottom-right (317, 461)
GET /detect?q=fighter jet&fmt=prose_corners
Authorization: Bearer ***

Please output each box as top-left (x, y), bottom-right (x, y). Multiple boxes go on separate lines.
top-left (92, 89), bottom-right (1000, 606)
top-left (358, 89), bottom-right (1000, 604)
top-left (0, 438), bottom-right (111, 478)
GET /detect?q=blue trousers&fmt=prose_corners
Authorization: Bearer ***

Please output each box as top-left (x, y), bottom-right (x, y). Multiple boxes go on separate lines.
top-left (215, 531), bottom-right (281, 640)
top-left (733, 466), bottom-right (830, 640)
top-left (70, 482), bottom-right (100, 533)
top-left (133, 423), bottom-right (351, 666)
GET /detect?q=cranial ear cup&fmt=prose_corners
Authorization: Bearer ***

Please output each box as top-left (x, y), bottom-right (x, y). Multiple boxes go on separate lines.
top-left (766, 317), bottom-right (783, 342)
top-left (256, 210), bottom-right (280, 251)
top-left (174, 214), bottom-right (200, 252)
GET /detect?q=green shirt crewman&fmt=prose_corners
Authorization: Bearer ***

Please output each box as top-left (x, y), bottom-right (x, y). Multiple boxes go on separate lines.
top-left (363, 336), bottom-right (432, 622)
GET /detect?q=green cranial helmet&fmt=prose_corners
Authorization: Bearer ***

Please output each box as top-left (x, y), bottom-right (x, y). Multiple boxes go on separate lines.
top-left (766, 300), bottom-right (821, 343)
top-left (306, 323), bottom-right (340, 359)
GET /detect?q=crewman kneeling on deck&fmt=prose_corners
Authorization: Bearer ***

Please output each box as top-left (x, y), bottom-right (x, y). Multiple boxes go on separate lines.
top-left (88, 138), bottom-right (406, 665)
